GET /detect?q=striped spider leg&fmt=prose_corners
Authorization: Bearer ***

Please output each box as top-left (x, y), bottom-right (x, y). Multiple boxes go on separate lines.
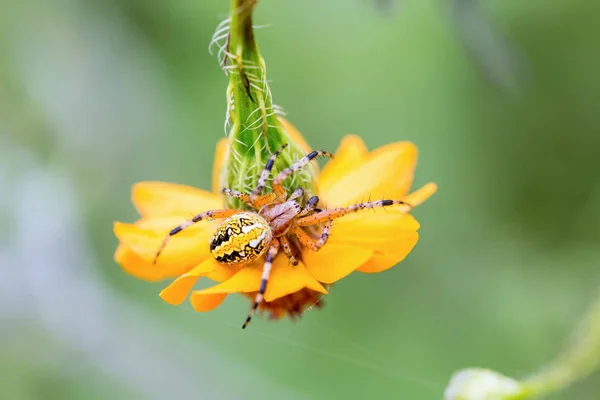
top-left (296, 199), bottom-right (414, 227)
top-left (153, 209), bottom-right (242, 264)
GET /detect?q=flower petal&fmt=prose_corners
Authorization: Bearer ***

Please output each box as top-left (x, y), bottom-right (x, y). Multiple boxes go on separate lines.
top-left (318, 135), bottom-right (368, 195)
top-left (356, 233), bottom-right (419, 273)
top-left (193, 265), bottom-right (261, 295)
top-left (132, 181), bottom-right (222, 218)
top-left (190, 293), bottom-right (228, 312)
top-left (159, 258), bottom-right (222, 305)
top-left (303, 243), bottom-right (372, 284)
top-left (114, 244), bottom-right (188, 281)
top-left (403, 182), bottom-right (438, 207)
top-left (212, 139), bottom-right (229, 194)
top-left (325, 209), bottom-right (420, 273)
top-left (265, 259), bottom-right (328, 301)
top-left (327, 209), bottom-right (420, 252)
top-left (206, 261), bottom-right (242, 282)
top-left (192, 255), bottom-right (328, 302)
top-left (278, 117), bottom-right (312, 153)
top-left (319, 141), bottom-right (418, 208)
top-left (114, 217), bottom-right (217, 266)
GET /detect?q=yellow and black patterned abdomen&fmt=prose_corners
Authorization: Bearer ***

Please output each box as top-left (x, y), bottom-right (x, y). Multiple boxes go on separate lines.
top-left (210, 212), bottom-right (273, 265)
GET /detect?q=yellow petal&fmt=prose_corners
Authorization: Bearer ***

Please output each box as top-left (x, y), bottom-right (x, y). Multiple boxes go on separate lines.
top-left (113, 217), bottom-right (217, 266)
top-left (403, 182), bottom-right (438, 207)
top-left (193, 265), bottom-right (261, 295)
top-left (318, 135), bottom-right (368, 195)
top-left (319, 141), bottom-right (418, 208)
top-left (212, 139), bottom-right (229, 194)
top-left (278, 117), bottom-right (312, 153)
top-left (356, 233), bottom-right (419, 273)
top-left (303, 243), bottom-right (372, 284)
top-left (114, 244), bottom-right (188, 281)
top-left (206, 261), bottom-right (243, 282)
top-left (327, 209), bottom-right (420, 252)
top-left (190, 293), bottom-right (228, 312)
top-left (192, 255), bottom-right (328, 302)
top-left (132, 215), bottom-right (219, 232)
top-left (265, 259), bottom-right (328, 301)
top-left (325, 210), bottom-right (420, 273)
top-left (159, 259), bottom-right (222, 305)
top-left (132, 181), bottom-right (222, 218)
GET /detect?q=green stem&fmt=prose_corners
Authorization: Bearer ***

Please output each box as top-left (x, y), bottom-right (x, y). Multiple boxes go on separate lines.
top-left (229, 0), bottom-right (258, 56)
top-left (519, 288), bottom-right (600, 398)
top-left (445, 289), bottom-right (600, 400)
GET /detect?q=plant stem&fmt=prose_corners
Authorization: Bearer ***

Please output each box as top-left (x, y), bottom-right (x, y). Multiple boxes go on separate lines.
top-left (519, 289), bottom-right (600, 398)
top-left (445, 289), bottom-right (600, 399)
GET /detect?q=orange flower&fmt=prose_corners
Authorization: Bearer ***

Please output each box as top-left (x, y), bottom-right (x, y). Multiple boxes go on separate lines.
top-left (114, 118), bottom-right (437, 326)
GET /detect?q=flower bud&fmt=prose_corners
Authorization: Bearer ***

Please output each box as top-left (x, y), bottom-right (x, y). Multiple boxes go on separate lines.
top-left (214, 0), bottom-right (317, 209)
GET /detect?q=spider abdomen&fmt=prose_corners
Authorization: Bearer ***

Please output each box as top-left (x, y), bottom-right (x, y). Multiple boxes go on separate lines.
top-left (210, 212), bottom-right (273, 265)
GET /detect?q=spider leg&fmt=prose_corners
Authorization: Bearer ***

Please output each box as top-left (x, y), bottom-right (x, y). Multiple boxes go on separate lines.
top-left (296, 199), bottom-right (412, 227)
top-left (250, 144), bottom-right (288, 200)
top-left (222, 188), bottom-right (253, 206)
top-left (279, 236), bottom-right (299, 265)
top-left (242, 239), bottom-right (281, 329)
top-left (299, 195), bottom-right (319, 217)
top-left (252, 193), bottom-right (278, 208)
top-left (272, 150), bottom-right (334, 198)
top-left (291, 221), bottom-right (332, 251)
top-left (153, 209), bottom-right (241, 264)
top-left (222, 188), bottom-right (276, 208)
top-left (288, 188), bottom-right (304, 202)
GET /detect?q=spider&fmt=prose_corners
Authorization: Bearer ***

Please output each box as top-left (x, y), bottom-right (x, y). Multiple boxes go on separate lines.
top-left (154, 144), bottom-right (412, 329)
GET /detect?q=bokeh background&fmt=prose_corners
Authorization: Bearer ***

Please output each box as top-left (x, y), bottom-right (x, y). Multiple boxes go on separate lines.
top-left (2, 0), bottom-right (599, 399)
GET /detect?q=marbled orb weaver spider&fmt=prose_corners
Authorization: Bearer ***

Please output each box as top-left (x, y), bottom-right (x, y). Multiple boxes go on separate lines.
top-left (154, 144), bottom-right (413, 329)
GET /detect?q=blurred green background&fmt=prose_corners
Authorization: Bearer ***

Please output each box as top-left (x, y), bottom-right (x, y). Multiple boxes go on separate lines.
top-left (2, 0), bottom-right (599, 399)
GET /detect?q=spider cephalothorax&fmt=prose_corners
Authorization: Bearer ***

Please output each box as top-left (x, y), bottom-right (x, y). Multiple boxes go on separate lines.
top-left (154, 144), bottom-right (413, 329)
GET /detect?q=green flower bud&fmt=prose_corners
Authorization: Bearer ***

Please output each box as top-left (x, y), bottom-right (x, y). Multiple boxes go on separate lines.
top-left (212, 0), bottom-right (317, 210)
